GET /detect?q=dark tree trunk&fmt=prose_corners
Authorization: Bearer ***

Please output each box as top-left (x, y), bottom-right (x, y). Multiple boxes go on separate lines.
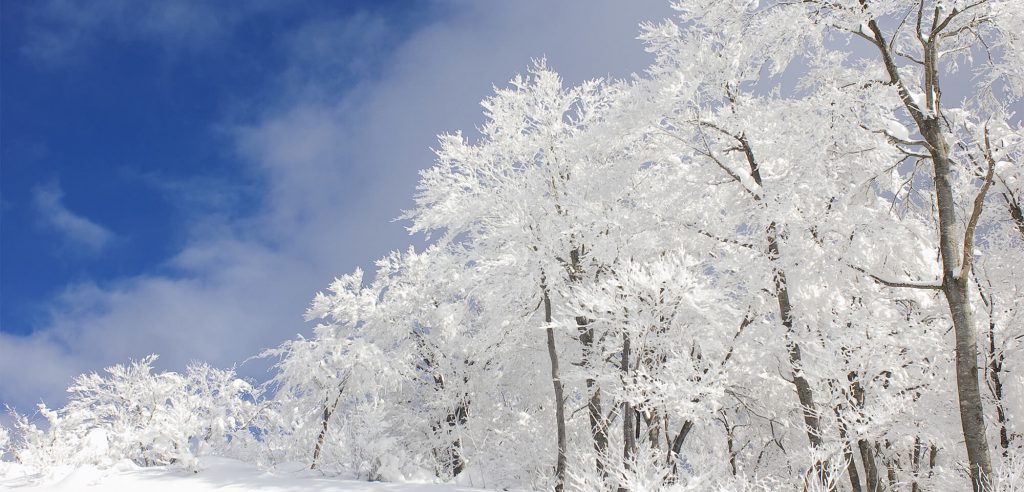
top-left (311, 389), bottom-right (343, 470)
top-left (837, 417), bottom-right (863, 492)
top-left (667, 420), bottom-right (693, 482)
top-left (848, 372), bottom-right (881, 492)
top-left (424, 356), bottom-right (468, 478)
top-left (443, 394), bottom-right (470, 477)
top-left (731, 129), bottom-right (831, 488)
top-left (542, 282), bottom-right (568, 492)
top-left (985, 296), bottom-right (1011, 454)
top-left (619, 333), bottom-right (635, 492)
top-left (722, 413), bottom-right (737, 476)
top-left (857, 440), bottom-right (881, 492)
top-left (579, 315), bottom-right (610, 481)
top-left (766, 222), bottom-right (831, 488)
top-left (570, 246), bottom-right (610, 482)
top-left (434, 385), bottom-right (473, 477)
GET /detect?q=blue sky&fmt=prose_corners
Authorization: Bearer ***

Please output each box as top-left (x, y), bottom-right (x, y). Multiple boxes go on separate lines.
top-left (1, 0), bottom-right (672, 414)
top-left (2, 0), bottom-right (427, 333)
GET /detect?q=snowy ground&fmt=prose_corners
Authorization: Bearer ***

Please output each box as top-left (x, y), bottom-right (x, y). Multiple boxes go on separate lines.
top-left (0, 458), bottom-right (500, 492)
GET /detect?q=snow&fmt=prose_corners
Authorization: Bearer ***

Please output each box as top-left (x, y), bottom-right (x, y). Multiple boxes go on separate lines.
top-left (884, 119), bottom-right (911, 141)
top-left (0, 458), bottom-right (503, 492)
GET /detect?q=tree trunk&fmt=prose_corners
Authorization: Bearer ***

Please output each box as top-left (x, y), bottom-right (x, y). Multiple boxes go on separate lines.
top-left (645, 408), bottom-right (661, 451)
top-left (722, 413), bottom-right (738, 476)
top-left (667, 420), bottom-right (693, 482)
top-left (836, 416), bottom-right (863, 492)
top-left (579, 315), bottom-right (610, 481)
top-left (311, 390), bottom-right (343, 470)
top-left (911, 436), bottom-right (927, 492)
top-left (848, 372), bottom-right (881, 492)
top-left (446, 396), bottom-right (469, 477)
top-left (885, 455), bottom-right (898, 491)
top-left (570, 246), bottom-right (610, 482)
top-left (619, 332), bottom-right (636, 492)
top-left (865, 19), bottom-right (993, 489)
top-left (731, 129), bottom-right (830, 487)
top-left (985, 296), bottom-right (1011, 454)
top-left (424, 356), bottom-right (468, 478)
top-left (857, 440), bottom-right (881, 492)
top-left (766, 222), bottom-right (831, 488)
top-left (438, 387), bottom-right (468, 475)
top-left (934, 150), bottom-right (994, 492)
top-left (542, 282), bottom-right (568, 492)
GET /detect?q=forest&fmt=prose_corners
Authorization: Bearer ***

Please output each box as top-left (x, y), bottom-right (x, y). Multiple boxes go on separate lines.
top-left (2, 1), bottom-right (1022, 491)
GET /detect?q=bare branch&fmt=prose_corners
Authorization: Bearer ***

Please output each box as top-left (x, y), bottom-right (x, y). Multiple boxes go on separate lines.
top-left (915, 0), bottom-right (927, 44)
top-left (864, 19), bottom-right (929, 128)
top-left (687, 225), bottom-right (762, 252)
top-left (720, 313), bottom-right (755, 369)
top-left (932, 0), bottom-right (989, 37)
top-left (667, 125), bottom-right (761, 199)
top-left (846, 263), bottom-right (942, 290)
top-left (895, 50), bottom-right (926, 65)
top-left (890, 5), bottom-right (915, 53)
top-left (960, 125), bottom-right (997, 279)
top-left (941, 16), bottom-right (993, 39)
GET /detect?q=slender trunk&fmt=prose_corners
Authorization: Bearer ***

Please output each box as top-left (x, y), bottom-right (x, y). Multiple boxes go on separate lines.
top-left (579, 315), bottom-right (610, 480)
top-left (885, 457), bottom-right (898, 491)
top-left (929, 445), bottom-right (939, 482)
top-left (311, 391), bottom-right (343, 470)
top-left (723, 414), bottom-right (738, 476)
top-left (911, 438), bottom-right (921, 492)
top-left (879, 441), bottom-right (898, 491)
top-left (640, 329), bottom-right (667, 454)
top-left (542, 282), bottom-right (567, 492)
top-left (837, 415), bottom-right (863, 492)
top-left (619, 332), bottom-right (636, 492)
top-left (645, 409), bottom-right (661, 450)
top-left (986, 297), bottom-right (1011, 454)
top-left (425, 357), bottom-right (468, 477)
top-left (447, 397), bottom-right (469, 477)
top-left (737, 132), bottom-right (830, 485)
top-left (849, 372), bottom-right (881, 492)
top-left (767, 223), bottom-right (831, 488)
top-left (570, 247), bottom-right (610, 482)
top-left (667, 420), bottom-right (693, 482)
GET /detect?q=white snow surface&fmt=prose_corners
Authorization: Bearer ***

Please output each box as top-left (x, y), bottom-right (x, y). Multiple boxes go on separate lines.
top-left (0, 458), bottom-right (504, 492)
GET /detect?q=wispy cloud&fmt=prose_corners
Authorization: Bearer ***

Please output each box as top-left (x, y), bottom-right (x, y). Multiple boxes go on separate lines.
top-left (19, 0), bottom-right (276, 67)
top-left (32, 182), bottom-right (115, 253)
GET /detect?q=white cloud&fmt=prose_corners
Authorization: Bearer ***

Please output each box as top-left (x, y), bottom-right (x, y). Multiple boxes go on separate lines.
top-left (32, 182), bottom-right (115, 253)
top-left (2, 0), bottom-right (675, 415)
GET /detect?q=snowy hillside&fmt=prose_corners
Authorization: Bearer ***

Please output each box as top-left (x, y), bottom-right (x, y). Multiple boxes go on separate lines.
top-left (0, 458), bottom-right (500, 492)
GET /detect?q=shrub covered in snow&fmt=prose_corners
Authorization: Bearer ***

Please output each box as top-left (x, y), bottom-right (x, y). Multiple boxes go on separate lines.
top-left (5, 356), bottom-right (259, 471)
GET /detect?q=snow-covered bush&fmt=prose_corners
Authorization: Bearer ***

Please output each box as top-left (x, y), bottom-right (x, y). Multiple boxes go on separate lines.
top-left (7, 356), bottom-right (258, 471)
